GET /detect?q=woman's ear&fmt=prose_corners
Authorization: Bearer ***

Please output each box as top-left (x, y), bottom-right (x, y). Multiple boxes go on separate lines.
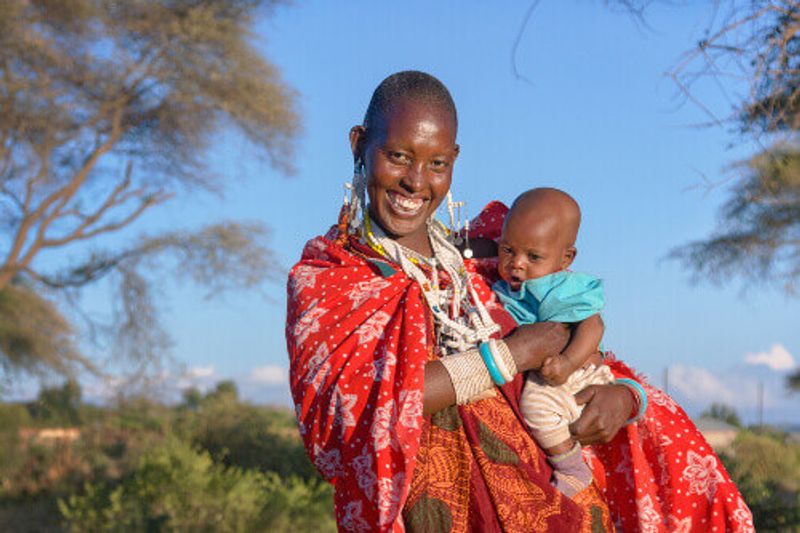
top-left (562, 246), bottom-right (577, 269)
top-left (349, 125), bottom-right (366, 162)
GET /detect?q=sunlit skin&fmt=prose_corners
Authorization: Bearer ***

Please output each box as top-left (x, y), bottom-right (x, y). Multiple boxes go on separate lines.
top-left (498, 188), bottom-right (580, 290)
top-left (350, 97), bottom-right (459, 256)
top-left (348, 103), bottom-right (632, 443)
top-left (498, 214), bottom-right (576, 291)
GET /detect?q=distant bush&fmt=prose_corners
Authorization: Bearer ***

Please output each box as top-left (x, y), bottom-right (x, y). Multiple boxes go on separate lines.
top-left (59, 437), bottom-right (335, 532)
top-left (0, 403), bottom-right (30, 483)
top-left (187, 398), bottom-right (318, 481)
top-left (719, 430), bottom-right (800, 530)
top-left (0, 403), bottom-right (30, 430)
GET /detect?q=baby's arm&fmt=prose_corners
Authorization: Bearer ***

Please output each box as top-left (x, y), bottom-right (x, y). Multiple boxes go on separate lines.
top-left (539, 314), bottom-right (604, 386)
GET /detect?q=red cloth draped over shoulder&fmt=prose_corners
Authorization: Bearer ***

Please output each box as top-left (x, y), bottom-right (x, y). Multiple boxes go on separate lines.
top-left (470, 202), bottom-right (755, 533)
top-left (286, 205), bottom-right (612, 532)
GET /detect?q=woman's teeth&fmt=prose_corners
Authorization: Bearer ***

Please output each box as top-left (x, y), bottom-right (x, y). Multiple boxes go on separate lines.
top-left (388, 192), bottom-right (424, 214)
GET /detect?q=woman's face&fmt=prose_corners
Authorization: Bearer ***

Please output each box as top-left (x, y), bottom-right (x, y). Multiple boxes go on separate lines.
top-left (351, 98), bottom-right (459, 254)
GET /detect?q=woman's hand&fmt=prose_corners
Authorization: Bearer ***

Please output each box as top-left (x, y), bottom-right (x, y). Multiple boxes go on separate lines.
top-left (568, 383), bottom-right (634, 445)
top-left (504, 322), bottom-right (570, 373)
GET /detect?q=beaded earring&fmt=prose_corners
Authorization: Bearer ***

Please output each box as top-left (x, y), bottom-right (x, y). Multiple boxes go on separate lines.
top-left (337, 158), bottom-right (367, 245)
top-left (446, 191), bottom-right (473, 259)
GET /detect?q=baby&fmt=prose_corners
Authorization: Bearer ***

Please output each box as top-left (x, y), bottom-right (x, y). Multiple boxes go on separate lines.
top-left (492, 187), bottom-right (614, 497)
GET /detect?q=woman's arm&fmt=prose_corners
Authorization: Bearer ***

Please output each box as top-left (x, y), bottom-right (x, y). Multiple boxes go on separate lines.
top-left (423, 321), bottom-right (570, 416)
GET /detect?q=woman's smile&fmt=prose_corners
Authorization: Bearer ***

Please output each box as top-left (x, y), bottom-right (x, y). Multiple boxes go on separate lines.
top-left (385, 190), bottom-right (425, 216)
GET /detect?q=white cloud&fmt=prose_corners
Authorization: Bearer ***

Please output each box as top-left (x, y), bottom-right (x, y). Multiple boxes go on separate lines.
top-left (249, 365), bottom-right (287, 386)
top-left (81, 376), bottom-right (125, 401)
top-left (185, 365), bottom-right (215, 379)
top-left (744, 344), bottom-right (796, 371)
top-left (669, 365), bottom-right (735, 405)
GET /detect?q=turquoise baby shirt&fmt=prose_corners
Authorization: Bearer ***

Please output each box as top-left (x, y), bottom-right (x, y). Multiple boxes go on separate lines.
top-left (492, 271), bottom-right (604, 325)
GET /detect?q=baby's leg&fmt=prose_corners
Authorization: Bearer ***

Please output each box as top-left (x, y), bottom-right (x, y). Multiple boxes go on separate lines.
top-left (545, 439), bottom-right (592, 497)
top-left (520, 373), bottom-right (592, 497)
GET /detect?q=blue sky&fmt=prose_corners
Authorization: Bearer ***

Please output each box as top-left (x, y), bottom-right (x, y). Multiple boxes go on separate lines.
top-left (11, 2), bottom-right (800, 425)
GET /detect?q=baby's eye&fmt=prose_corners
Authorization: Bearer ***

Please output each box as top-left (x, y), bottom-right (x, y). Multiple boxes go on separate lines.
top-left (527, 253), bottom-right (541, 261)
top-left (500, 245), bottom-right (513, 255)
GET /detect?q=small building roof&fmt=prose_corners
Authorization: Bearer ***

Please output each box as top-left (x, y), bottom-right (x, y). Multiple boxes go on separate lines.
top-left (694, 417), bottom-right (739, 433)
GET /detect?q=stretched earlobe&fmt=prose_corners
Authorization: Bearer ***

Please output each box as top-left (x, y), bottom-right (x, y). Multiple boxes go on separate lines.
top-left (349, 125), bottom-right (366, 161)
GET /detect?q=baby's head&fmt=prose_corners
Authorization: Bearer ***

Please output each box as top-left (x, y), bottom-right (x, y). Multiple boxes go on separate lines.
top-left (498, 187), bottom-right (580, 290)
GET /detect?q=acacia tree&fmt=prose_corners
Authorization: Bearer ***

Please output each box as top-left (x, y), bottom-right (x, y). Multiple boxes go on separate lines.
top-left (0, 0), bottom-right (298, 377)
top-left (789, 369), bottom-right (800, 391)
top-left (667, 2), bottom-right (800, 292)
top-left (651, 1), bottom-right (800, 394)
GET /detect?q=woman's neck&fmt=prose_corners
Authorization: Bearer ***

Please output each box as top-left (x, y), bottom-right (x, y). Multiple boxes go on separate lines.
top-left (394, 232), bottom-right (434, 258)
top-left (368, 214), bottom-right (434, 257)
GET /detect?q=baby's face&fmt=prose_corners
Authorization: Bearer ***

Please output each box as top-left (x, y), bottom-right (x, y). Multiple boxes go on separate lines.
top-left (497, 214), bottom-right (573, 291)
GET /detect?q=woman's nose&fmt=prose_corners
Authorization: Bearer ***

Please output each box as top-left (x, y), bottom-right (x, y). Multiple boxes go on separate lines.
top-left (401, 162), bottom-right (425, 192)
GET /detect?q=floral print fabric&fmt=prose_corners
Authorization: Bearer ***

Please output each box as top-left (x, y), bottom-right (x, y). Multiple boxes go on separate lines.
top-left (286, 202), bottom-right (753, 532)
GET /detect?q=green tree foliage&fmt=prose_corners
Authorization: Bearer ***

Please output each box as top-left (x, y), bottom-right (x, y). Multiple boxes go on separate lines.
top-left (58, 437), bottom-right (335, 533)
top-left (0, 394), bottom-right (335, 530)
top-left (187, 391), bottom-right (318, 480)
top-left (700, 402), bottom-right (742, 428)
top-left (789, 368), bottom-right (800, 391)
top-left (0, 0), bottom-right (298, 376)
top-left (673, 147), bottom-right (800, 292)
top-left (667, 3), bottom-right (800, 295)
top-left (0, 282), bottom-right (85, 375)
top-left (29, 379), bottom-right (82, 425)
top-left (180, 387), bottom-right (203, 411)
top-left (204, 380), bottom-right (239, 403)
top-left (718, 430), bottom-right (800, 529)
top-left (655, 2), bottom-right (800, 393)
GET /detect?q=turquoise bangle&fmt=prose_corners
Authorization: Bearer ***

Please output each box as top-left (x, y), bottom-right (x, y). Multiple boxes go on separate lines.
top-left (615, 378), bottom-right (648, 425)
top-left (479, 342), bottom-right (506, 386)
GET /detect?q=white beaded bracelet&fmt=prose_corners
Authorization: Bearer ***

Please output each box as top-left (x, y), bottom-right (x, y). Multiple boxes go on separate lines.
top-left (440, 340), bottom-right (519, 405)
top-left (440, 349), bottom-right (492, 405)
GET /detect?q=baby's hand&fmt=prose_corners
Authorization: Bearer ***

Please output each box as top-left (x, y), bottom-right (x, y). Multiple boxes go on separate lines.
top-left (539, 355), bottom-right (576, 386)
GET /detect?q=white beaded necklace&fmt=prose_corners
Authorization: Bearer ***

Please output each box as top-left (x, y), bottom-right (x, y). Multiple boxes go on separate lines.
top-left (364, 214), bottom-right (500, 354)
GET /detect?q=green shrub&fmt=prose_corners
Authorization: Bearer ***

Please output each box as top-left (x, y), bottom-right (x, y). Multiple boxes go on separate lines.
top-left (185, 398), bottom-right (318, 481)
top-left (0, 403), bottom-right (30, 481)
top-left (719, 430), bottom-right (800, 530)
top-left (59, 437), bottom-right (335, 532)
top-left (0, 403), bottom-right (31, 430)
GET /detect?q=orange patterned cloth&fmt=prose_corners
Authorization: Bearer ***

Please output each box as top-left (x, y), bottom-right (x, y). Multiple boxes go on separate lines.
top-left (286, 208), bottom-right (612, 531)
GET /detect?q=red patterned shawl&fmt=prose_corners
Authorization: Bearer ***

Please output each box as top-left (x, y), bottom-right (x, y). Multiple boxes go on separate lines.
top-left (286, 211), bottom-right (611, 531)
top-left (286, 202), bottom-right (754, 532)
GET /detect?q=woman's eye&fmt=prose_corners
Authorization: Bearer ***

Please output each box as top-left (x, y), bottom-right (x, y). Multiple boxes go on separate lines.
top-left (430, 159), bottom-right (449, 171)
top-left (388, 151), bottom-right (409, 163)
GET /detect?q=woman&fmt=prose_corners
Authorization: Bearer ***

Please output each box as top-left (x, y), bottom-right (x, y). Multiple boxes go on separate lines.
top-left (287, 71), bottom-right (752, 532)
